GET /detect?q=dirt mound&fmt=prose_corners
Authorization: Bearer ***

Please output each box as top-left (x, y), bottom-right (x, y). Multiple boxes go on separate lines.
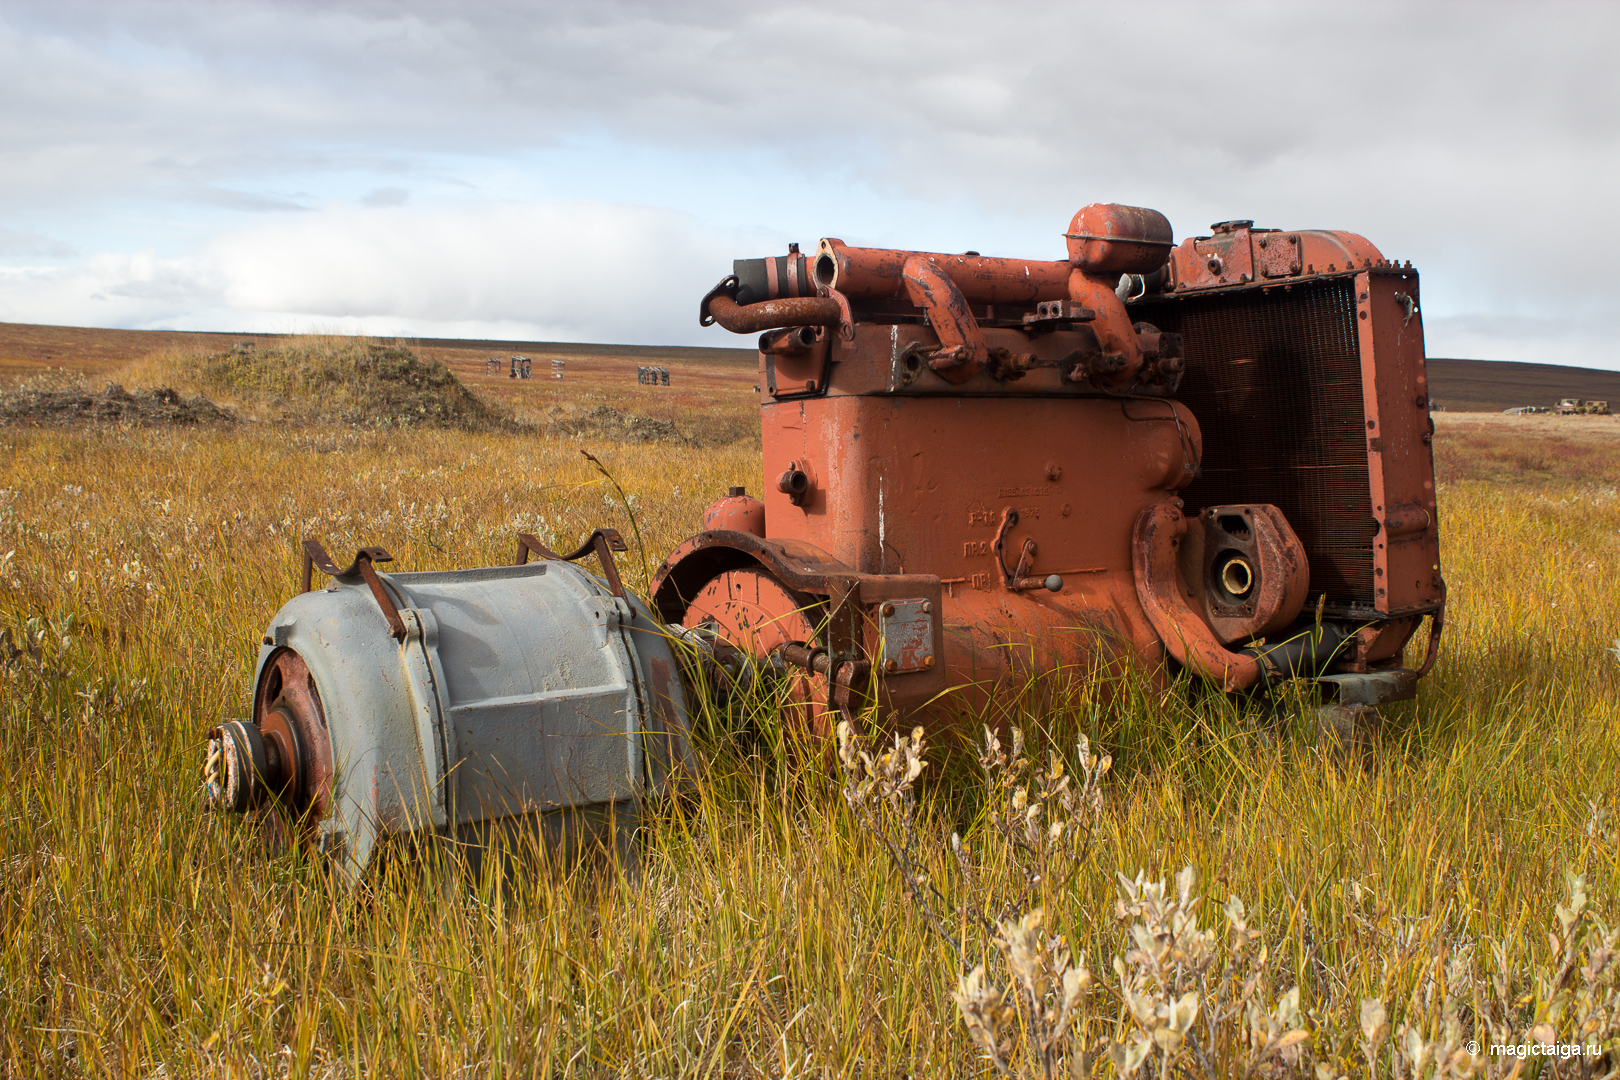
top-left (0, 383), bottom-right (236, 427)
top-left (197, 340), bottom-right (507, 429)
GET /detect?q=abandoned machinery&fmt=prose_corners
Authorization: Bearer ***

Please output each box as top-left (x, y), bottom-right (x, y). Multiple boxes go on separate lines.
top-left (206, 205), bottom-right (1444, 878)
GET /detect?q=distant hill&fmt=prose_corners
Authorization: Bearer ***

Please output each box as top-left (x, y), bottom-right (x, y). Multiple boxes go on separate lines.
top-left (1427, 357), bottom-right (1620, 413)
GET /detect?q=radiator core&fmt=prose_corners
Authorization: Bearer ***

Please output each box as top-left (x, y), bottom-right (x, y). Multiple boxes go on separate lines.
top-left (1138, 277), bottom-right (1376, 608)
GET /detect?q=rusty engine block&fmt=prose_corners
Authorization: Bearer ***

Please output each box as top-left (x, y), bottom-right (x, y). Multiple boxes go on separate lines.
top-left (208, 204), bottom-right (1443, 878)
top-left (678, 206), bottom-right (1442, 729)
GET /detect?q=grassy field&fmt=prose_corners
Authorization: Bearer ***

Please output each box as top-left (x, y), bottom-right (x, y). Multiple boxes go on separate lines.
top-left (1, 339), bottom-right (1618, 1077)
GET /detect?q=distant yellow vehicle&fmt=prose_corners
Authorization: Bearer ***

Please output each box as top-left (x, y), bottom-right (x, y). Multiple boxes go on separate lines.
top-left (1585, 400), bottom-right (1611, 415)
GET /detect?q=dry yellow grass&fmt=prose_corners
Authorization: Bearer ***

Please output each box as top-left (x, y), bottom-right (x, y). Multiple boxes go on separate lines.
top-left (0, 350), bottom-right (1617, 1075)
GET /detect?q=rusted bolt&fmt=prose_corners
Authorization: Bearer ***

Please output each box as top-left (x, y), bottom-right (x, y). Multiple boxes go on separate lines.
top-left (1257, 237), bottom-right (1268, 249)
top-left (881, 602), bottom-right (896, 617)
top-left (923, 656), bottom-right (935, 669)
top-left (1060, 503), bottom-right (1072, 517)
top-left (804, 380), bottom-right (817, 393)
top-left (1045, 464), bottom-right (1062, 481)
top-left (884, 659), bottom-right (898, 673)
top-left (1206, 255), bottom-right (1223, 275)
top-left (921, 601), bottom-right (931, 615)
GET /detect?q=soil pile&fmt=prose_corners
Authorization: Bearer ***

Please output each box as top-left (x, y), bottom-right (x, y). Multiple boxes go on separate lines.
top-left (198, 340), bottom-right (507, 429)
top-left (0, 383), bottom-right (236, 427)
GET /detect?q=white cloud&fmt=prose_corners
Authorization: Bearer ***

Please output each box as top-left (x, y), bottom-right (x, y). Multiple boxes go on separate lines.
top-left (209, 200), bottom-right (769, 342)
top-left (0, 249), bottom-right (218, 328)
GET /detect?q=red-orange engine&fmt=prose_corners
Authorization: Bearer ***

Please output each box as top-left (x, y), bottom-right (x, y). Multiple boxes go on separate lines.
top-left (660, 206), bottom-right (1444, 732)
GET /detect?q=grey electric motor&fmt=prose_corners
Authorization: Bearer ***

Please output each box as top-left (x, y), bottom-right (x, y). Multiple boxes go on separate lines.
top-left (205, 545), bottom-right (695, 880)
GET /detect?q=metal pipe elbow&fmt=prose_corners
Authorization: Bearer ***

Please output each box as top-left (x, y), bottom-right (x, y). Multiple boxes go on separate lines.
top-left (704, 293), bottom-right (842, 335)
top-left (1131, 502), bottom-right (1265, 692)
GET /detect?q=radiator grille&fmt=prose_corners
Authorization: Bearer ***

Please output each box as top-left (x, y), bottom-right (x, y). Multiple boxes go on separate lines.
top-left (1137, 278), bottom-right (1374, 605)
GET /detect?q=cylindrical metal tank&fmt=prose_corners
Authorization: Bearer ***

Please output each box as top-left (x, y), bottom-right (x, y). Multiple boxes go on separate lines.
top-left (206, 558), bottom-right (695, 880)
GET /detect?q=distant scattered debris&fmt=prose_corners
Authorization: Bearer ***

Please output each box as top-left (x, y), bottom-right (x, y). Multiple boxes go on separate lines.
top-left (486, 355), bottom-right (532, 378)
top-left (1503, 405), bottom-right (1549, 415)
top-left (637, 365), bottom-right (670, 386)
top-left (551, 358), bottom-right (565, 380)
top-left (1555, 398), bottom-right (1610, 416)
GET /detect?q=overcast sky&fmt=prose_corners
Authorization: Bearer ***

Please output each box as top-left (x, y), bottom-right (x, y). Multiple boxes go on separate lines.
top-left (2, 0), bottom-right (1617, 368)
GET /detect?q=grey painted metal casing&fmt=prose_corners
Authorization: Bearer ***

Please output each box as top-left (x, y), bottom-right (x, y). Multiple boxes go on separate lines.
top-left (253, 560), bottom-right (695, 879)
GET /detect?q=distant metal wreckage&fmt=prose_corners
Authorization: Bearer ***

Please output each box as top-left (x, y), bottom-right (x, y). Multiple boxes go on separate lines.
top-left (486, 355), bottom-right (531, 378)
top-left (637, 366), bottom-right (670, 386)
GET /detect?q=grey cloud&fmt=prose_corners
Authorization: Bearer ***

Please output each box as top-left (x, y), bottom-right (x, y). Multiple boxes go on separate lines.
top-left (362, 187), bottom-right (409, 207)
top-left (184, 187), bottom-right (312, 212)
top-left (0, 226), bottom-right (75, 257)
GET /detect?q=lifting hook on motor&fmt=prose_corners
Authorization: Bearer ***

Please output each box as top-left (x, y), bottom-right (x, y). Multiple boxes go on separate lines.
top-left (515, 527), bottom-right (630, 598)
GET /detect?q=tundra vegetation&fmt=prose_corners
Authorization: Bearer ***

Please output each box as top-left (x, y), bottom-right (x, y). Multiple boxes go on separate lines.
top-left (0, 339), bottom-right (1617, 1077)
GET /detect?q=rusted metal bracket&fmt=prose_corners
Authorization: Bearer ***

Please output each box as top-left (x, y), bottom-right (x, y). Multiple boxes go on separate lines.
top-left (301, 538), bottom-right (406, 641)
top-left (991, 509), bottom-right (1055, 592)
top-left (1022, 299), bottom-right (1097, 331)
top-left (1415, 593), bottom-right (1446, 677)
top-left (515, 528), bottom-right (630, 598)
top-left (774, 641), bottom-right (872, 721)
